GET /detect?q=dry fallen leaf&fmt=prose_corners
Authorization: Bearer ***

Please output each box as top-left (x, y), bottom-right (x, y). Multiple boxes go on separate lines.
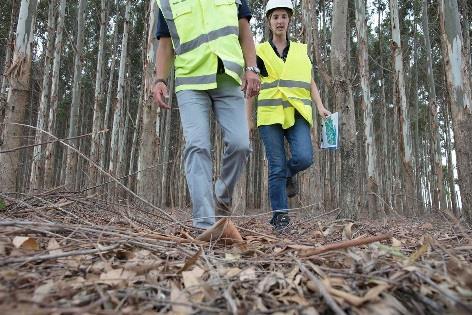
top-left (182, 267), bottom-right (205, 303)
top-left (47, 238), bottom-right (63, 255)
top-left (12, 236), bottom-right (39, 251)
top-left (223, 267), bottom-right (242, 278)
top-left (391, 237), bottom-right (402, 248)
top-left (197, 218), bottom-right (243, 244)
top-left (240, 267), bottom-right (257, 282)
top-left (178, 248), bottom-right (203, 274)
top-left (323, 224), bottom-right (335, 237)
top-left (342, 222), bottom-right (353, 240)
top-left (224, 252), bottom-right (241, 261)
top-left (171, 281), bottom-right (192, 315)
top-left (99, 268), bottom-right (136, 286)
top-left (33, 280), bottom-right (55, 303)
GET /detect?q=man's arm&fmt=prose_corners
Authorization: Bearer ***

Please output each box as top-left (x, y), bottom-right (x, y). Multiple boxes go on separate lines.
top-left (153, 37), bottom-right (175, 109)
top-left (238, 18), bottom-right (260, 98)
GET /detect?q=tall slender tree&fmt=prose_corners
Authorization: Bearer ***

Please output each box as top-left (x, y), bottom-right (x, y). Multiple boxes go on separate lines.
top-left (137, 0), bottom-right (159, 203)
top-left (44, 0), bottom-right (66, 188)
top-left (422, 0), bottom-right (446, 211)
top-left (88, 0), bottom-right (108, 192)
top-left (64, 0), bottom-right (87, 189)
top-left (109, 1), bottom-right (130, 181)
top-left (0, 0), bottom-right (16, 143)
top-left (300, 0), bottom-right (323, 211)
top-left (29, 0), bottom-right (57, 191)
top-left (331, 0), bottom-right (358, 219)
top-left (389, 0), bottom-right (415, 215)
top-left (0, 0), bottom-right (38, 192)
top-left (355, 0), bottom-right (379, 217)
top-left (439, 0), bottom-right (472, 223)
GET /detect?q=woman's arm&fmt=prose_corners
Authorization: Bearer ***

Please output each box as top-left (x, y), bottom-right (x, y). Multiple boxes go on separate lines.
top-left (311, 78), bottom-right (331, 117)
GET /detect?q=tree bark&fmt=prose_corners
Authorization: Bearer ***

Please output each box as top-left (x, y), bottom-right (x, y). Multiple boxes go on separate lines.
top-left (389, 0), bottom-right (415, 216)
top-left (355, 0), bottom-right (379, 217)
top-left (0, 0), bottom-right (38, 192)
top-left (88, 0), bottom-right (108, 192)
top-left (137, 0), bottom-right (159, 203)
top-left (302, 0), bottom-right (323, 212)
top-left (43, 0), bottom-right (66, 188)
top-left (29, 0), bottom-right (57, 192)
top-left (100, 10), bottom-right (119, 182)
top-left (422, 0), bottom-right (446, 212)
top-left (64, 0), bottom-right (87, 190)
top-left (444, 100), bottom-right (458, 215)
top-left (109, 1), bottom-right (130, 182)
top-left (439, 0), bottom-right (472, 223)
top-left (330, 0), bottom-right (358, 219)
top-left (1, 0), bottom-right (19, 142)
top-left (412, 18), bottom-right (423, 214)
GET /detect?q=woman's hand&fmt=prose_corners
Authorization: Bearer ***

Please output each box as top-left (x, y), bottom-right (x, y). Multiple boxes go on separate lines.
top-left (318, 107), bottom-right (331, 118)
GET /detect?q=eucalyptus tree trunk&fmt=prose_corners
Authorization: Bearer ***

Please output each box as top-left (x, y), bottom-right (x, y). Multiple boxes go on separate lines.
top-left (100, 16), bottom-right (119, 180)
top-left (389, 0), bottom-right (415, 215)
top-left (109, 1), bottom-right (130, 181)
top-left (0, 0), bottom-right (18, 138)
top-left (29, 0), bottom-right (56, 191)
top-left (137, 0), bottom-right (159, 203)
top-left (0, 0), bottom-right (38, 192)
top-left (439, 0), bottom-right (472, 223)
top-left (444, 102), bottom-right (458, 215)
top-left (460, 0), bottom-right (471, 79)
top-left (377, 0), bottom-right (390, 212)
top-left (159, 76), bottom-right (174, 206)
top-left (412, 19), bottom-right (423, 214)
top-left (64, 0), bottom-right (87, 190)
top-left (355, 0), bottom-right (379, 217)
top-left (88, 0), bottom-right (108, 192)
top-left (330, 0), bottom-right (358, 219)
top-left (423, 0), bottom-right (446, 211)
top-left (43, 0), bottom-right (66, 188)
top-left (301, 0), bottom-right (323, 211)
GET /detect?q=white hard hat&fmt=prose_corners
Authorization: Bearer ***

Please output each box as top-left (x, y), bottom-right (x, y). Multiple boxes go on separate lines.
top-left (265, 0), bottom-right (294, 16)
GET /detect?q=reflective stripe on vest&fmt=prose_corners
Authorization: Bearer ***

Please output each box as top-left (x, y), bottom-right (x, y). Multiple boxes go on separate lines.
top-left (256, 41), bottom-right (313, 128)
top-left (261, 79), bottom-right (311, 90)
top-left (157, 0), bottom-right (244, 91)
top-left (258, 98), bottom-right (312, 107)
top-left (174, 59), bottom-right (243, 88)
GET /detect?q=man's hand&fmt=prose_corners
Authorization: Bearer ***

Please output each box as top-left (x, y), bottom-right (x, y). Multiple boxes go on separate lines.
top-left (153, 81), bottom-right (171, 109)
top-left (242, 71), bottom-right (260, 98)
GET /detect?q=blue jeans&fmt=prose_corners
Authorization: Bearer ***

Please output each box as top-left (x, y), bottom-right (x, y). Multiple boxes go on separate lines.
top-left (259, 112), bottom-right (313, 217)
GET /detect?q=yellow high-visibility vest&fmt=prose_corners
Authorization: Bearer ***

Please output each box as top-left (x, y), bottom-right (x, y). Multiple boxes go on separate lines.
top-left (156, 0), bottom-right (245, 92)
top-left (256, 41), bottom-right (313, 128)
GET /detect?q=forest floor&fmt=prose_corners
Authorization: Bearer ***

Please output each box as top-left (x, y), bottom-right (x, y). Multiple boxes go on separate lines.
top-left (0, 192), bottom-right (471, 315)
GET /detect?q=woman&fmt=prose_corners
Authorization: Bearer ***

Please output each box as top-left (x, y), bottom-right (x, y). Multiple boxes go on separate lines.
top-left (246, 0), bottom-right (330, 232)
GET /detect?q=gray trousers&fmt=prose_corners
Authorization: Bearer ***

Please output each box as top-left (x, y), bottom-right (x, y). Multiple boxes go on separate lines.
top-left (176, 74), bottom-right (250, 228)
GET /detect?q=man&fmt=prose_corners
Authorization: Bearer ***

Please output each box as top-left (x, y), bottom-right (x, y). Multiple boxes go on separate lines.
top-left (153, 0), bottom-right (260, 229)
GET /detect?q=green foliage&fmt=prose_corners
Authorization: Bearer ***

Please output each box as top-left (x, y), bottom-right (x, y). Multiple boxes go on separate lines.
top-left (0, 197), bottom-right (5, 210)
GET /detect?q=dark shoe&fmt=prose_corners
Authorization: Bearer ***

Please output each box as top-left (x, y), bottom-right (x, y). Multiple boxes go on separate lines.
top-left (286, 175), bottom-right (298, 198)
top-left (270, 212), bottom-right (291, 233)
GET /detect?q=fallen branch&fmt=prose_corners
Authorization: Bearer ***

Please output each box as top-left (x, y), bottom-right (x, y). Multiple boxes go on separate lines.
top-left (0, 243), bottom-right (120, 266)
top-left (0, 129), bottom-right (108, 154)
top-left (300, 233), bottom-right (392, 257)
top-left (294, 256), bottom-right (347, 315)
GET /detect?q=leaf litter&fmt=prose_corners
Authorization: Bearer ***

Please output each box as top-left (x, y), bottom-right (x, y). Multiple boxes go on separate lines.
top-left (0, 192), bottom-right (471, 314)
